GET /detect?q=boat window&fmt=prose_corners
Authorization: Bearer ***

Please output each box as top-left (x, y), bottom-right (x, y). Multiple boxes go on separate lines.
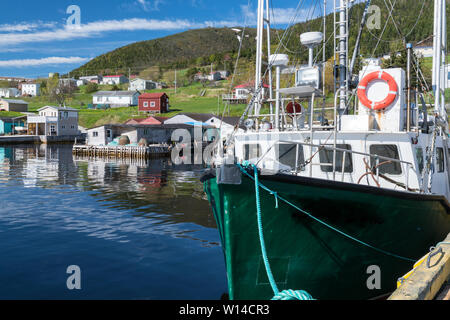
top-left (436, 148), bottom-right (445, 173)
top-left (244, 144), bottom-right (262, 160)
top-left (275, 143), bottom-right (305, 171)
top-left (369, 145), bottom-right (402, 175)
top-left (415, 147), bottom-right (424, 173)
top-left (319, 144), bottom-right (353, 173)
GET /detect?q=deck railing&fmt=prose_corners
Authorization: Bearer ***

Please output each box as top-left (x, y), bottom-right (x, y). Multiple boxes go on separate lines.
top-left (255, 140), bottom-right (418, 193)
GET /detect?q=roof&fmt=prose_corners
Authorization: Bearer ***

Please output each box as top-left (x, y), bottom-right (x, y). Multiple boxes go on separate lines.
top-left (139, 93), bottom-right (167, 99)
top-left (0, 116), bottom-right (27, 121)
top-left (37, 106), bottom-right (79, 112)
top-left (94, 91), bottom-right (138, 97)
top-left (235, 81), bottom-right (269, 89)
top-left (103, 75), bottom-right (125, 78)
top-left (1, 99), bottom-right (28, 104)
top-left (176, 113), bottom-right (216, 122)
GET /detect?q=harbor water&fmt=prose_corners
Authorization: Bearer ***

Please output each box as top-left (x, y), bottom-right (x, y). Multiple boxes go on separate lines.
top-left (0, 144), bottom-right (226, 299)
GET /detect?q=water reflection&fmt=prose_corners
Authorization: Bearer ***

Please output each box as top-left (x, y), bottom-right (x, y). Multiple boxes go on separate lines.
top-left (0, 145), bottom-right (225, 299)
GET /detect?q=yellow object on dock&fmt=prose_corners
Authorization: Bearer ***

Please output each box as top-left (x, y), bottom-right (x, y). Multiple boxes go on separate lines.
top-left (389, 233), bottom-right (450, 300)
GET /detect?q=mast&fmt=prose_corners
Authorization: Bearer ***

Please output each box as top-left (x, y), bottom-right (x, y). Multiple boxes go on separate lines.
top-left (432, 0), bottom-right (447, 121)
top-left (254, 0), bottom-right (264, 117)
top-left (334, 0), bottom-right (350, 119)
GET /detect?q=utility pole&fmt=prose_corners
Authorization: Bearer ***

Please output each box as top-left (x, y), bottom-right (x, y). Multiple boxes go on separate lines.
top-left (174, 69), bottom-right (177, 94)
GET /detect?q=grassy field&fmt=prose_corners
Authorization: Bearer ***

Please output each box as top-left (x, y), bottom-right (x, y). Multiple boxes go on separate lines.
top-left (20, 80), bottom-right (247, 128)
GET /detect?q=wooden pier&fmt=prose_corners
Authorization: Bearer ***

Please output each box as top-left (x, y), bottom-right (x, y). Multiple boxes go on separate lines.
top-left (72, 144), bottom-right (172, 159)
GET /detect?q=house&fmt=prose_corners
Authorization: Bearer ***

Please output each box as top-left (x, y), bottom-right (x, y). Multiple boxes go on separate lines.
top-left (208, 72), bottom-right (222, 81)
top-left (93, 91), bottom-right (139, 107)
top-left (362, 58), bottom-right (382, 67)
top-left (129, 78), bottom-right (157, 91)
top-left (59, 78), bottom-right (78, 89)
top-left (101, 75), bottom-right (129, 85)
top-left (86, 123), bottom-right (200, 146)
top-left (195, 72), bottom-right (222, 82)
top-left (124, 116), bottom-right (168, 125)
top-left (0, 116), bottom-right (27, 135)
top-left (205, 116), bottom-right (245, 141)
top-left (414, 36), bottom-right (434, 58)
top-left (156, 82), bottom-right (168, 89)
top-left (27, 106), bottom-right (79, 136)
top-left (164, 113), bottom-right (216, 126)
top-left (80, 75), bottom-right (103, 84)
top-left (0, 99), bottom-right (28, 112)
top-left (0, 88), bottom-right (20, 98)
top-left (234, 81), bottom-right (270, 99)
top-left (138, 93), bottom-right (169, 113)
top-left (217, 70), bottom-right (230, 79)
top-left (21, 83), bottom-right (40, 96)
top-left (76, 79), bottom-right (89, 87)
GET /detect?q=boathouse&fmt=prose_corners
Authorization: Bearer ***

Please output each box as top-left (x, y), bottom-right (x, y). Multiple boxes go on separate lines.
top-left (138, 93), bottom-right (169, 113)
top-left (0, 116), bottom-right (26, 135)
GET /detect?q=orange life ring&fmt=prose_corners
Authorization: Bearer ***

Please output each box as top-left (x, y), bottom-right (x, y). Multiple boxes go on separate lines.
top-left (357, 71), bottom-right (398, 110)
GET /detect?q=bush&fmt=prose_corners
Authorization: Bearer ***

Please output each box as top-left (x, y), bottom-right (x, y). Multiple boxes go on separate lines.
top-left (84, 82), bottom-right (98, 94)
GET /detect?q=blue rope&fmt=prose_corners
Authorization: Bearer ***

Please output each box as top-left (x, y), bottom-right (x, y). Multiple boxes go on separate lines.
top-left (253, 165), bottom-right (314, 301)
top-left (238, 163), bottom-right (416, 263)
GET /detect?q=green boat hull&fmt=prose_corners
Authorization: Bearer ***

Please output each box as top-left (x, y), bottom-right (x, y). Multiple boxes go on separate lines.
top-left (203, 170), bottom-right (450, 300)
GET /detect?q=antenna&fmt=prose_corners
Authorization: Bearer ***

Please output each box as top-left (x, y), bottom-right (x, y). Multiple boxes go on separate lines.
top-left (300, 32), bottom-right (323, 67)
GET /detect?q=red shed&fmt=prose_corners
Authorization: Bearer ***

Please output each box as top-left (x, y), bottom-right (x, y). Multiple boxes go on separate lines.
top-left (139, 93), bottom-right (169, 113)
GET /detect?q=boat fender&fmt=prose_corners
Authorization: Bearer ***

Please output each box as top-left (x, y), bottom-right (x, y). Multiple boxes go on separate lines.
top-left (357, 71), bottom-right (398, 111)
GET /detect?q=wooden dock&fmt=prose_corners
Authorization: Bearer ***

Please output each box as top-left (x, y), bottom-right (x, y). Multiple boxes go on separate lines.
top-left (72, 144), bottom-right (172, 159)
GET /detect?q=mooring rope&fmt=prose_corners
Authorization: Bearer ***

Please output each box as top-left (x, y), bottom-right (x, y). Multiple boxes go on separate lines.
top-left (238, 163), bottom-right (416, 264)
top-left (252, 165), bottom-right (315, 301)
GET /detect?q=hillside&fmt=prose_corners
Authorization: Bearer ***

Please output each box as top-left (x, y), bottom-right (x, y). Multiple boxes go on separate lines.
top-left (71, 28), bottom-right (257, 77)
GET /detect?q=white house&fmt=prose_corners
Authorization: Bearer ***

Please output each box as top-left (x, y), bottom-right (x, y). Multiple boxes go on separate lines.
top-left (93, 91), bottom-right (139, 107)
top-left (208, 72), bottom-right (222, 81)
top-left (205, 116), bottom-right (244, 141)
top-left (21, 83), bottom-right (40, 96)
top-left (362, 58), bottom-right (382, 67)
top-left (27, 106), bottom-right (79, 136)
top-left (217, 70), bottom-right (230, 79)
top-left (0, 88), bottom-right (20, 98)
top-left (76, 79), bottom-right (89, 87)
top-left (59, 78), bottom-right (77, 88)
top-left (129, 78), bottom-right (157, 91)
top-left (80, 75), bottom-right (103, 84)
top-left (101, 75), bottom-right (129, 85)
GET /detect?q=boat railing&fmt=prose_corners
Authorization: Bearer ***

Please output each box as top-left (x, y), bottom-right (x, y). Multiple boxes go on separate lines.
top-left (256, 140), bottom-right (418, 193)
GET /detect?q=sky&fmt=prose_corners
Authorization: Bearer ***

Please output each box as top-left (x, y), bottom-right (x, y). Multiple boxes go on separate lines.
top-left (0, 0), bottom-right (337, 79)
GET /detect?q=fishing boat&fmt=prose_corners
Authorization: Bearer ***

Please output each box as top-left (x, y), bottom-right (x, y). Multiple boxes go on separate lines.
top-left (202, 0), bottom-right (450, 300)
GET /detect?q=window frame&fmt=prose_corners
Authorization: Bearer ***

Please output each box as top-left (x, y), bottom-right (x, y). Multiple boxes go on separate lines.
top-left (318, 144), bottom-right (354, 173)
top-left (369, 144), bottom-right (402, 175)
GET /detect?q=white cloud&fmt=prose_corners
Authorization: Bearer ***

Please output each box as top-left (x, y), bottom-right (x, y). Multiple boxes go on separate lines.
top-left (0, 57), bottom-right (89, 68)
top-left (0, 18), bottom-right (240, 46)
top-left (241, 5), bottom-right (318, 26)
top-left (0, 21), bottom-right (56, 32)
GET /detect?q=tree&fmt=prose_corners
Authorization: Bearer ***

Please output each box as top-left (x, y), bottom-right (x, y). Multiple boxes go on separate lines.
top-left (47, 75), bottom-right (76, 106)
top-left (84, 82), bottom-right (98, 94)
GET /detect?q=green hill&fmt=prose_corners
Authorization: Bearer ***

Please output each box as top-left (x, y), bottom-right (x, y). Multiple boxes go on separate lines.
top-left (71, 28), bottom-right (257, 78)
